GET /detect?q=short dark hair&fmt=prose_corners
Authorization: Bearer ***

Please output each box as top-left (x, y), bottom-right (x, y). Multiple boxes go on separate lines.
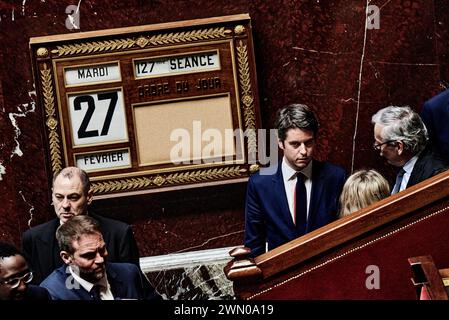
top-left (275, 104), bottom-right (319, 141)
top-left (0, 242), bottom-right (22, 259)
top-left (56, 215), bottom-right (102, 254)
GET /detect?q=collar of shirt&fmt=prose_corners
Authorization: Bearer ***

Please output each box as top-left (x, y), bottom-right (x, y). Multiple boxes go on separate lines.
top-left (282, 157), bottom-right (313, 182)
top-left (68, 265), bottom-right (112, 298)
top-left (402, 154), bottom-right (419, 174)
top-left (282, 157), bottom-right (313, 219)
top-left (400, 154), bottom-right (419, 189)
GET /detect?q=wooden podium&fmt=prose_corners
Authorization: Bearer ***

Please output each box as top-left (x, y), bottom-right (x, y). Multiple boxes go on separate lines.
top-left (225, 170), bottom-right (449, 299)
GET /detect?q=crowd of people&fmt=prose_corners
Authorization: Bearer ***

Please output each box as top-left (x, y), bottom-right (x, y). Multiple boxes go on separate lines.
top-left (244, 89), bottom-right (449, 256)
top-left (1, 89), bottom-right (449, 300)
top-left (1, 167), bottom-right (160, 301)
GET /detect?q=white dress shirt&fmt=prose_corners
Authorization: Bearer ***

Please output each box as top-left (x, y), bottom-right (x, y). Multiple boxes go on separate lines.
top-left (68, 265), bottom-right (114, 300)
top-left (281, 157), bottom-right (313, 222)
top-left (397, 154), bottom-right (419, 192)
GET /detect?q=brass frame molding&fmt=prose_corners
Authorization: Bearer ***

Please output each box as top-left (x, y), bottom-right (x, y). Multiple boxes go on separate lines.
top-left (30, 14), bottom-right (261, 197)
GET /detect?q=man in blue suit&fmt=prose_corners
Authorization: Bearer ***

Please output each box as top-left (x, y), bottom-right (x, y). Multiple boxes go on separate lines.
top-left (421, 88), bottom-right (449, 158)
top-left (244, 104), bottom-right (346, 257)
top-left (22, 166), bottom-right (140, 284)
top-left (40, 215), bottom-right (160, 300)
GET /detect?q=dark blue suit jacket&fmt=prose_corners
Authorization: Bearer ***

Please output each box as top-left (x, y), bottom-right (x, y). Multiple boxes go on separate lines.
top-left (23, 285), bottom-right (51, 300)
top-left (421, 89), bottom-right (449, 158)
top-left (40, 262), bottom-right (160, 300)
top-left (22, 213), bottom-right (140, 284)
top-left (244, 160), bottom-right (346, 257)
top-left (406, 145), bottom-right (449, 188)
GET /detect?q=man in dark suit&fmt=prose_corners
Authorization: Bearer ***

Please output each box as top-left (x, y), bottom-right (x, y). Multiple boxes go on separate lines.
top-left (244, 104), bottom-right (346, 257)
top-left (40, 215), bottom-right (160, 300)
top-left (0, 242), bottom-right (50, 300)
top-left (22, 167), bottom-right (140, 284)
top-left (372, 106), bottom-right (449, 194)
top-left (421, 88), bottom-right (449, 159)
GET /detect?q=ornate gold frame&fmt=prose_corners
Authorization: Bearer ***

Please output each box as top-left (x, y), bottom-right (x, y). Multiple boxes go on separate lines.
top-left (30, 14), bottom-right (261, 197)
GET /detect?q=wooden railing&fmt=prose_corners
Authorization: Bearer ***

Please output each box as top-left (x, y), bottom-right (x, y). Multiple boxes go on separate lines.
top-left (408, 255), bottom-right (449, 300)
top-left (225, 170), bottom-right (449, 299)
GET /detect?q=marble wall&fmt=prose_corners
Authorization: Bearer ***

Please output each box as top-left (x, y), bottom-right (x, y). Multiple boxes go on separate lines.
top-left (1, 1), bottom-right (448, 285)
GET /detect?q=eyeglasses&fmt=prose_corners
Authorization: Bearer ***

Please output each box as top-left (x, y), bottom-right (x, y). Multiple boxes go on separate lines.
top-left (0, 271), bottom-right (33, 289)
top-left (373, 140), bottom-right (397, 151)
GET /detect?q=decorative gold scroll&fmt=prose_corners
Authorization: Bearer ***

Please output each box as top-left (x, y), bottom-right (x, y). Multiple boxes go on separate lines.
top-left (52, 27), bottom-right (230, 57)
top-left (91, 166), bottom-right (246, 194)
top-left (40, 64), bottom-right (63, 173)
top-left (237, 40), bottom-right (257, 155)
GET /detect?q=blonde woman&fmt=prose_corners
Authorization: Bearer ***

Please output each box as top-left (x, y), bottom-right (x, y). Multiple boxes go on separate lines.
top-left (338, 169), bottom-right (390, 218)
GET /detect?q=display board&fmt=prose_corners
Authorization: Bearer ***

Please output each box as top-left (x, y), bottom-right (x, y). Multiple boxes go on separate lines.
top-left (30, 14), bottom-right (261, 197)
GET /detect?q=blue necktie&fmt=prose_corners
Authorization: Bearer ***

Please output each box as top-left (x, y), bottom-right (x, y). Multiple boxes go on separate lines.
top-left (392, 168), bottom-right (405, 194)
top-left (295, 172), bottom-right (307, 234)
top-left (91, 284), bottom-right (102, 301)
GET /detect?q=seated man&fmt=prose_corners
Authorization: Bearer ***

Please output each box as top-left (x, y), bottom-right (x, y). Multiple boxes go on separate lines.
top-left (372, 106), bottom-right (449, 194)
top-left (40, 215), bottom-right (160, 300)
top-left (0, 242), bottom-right (50, 300)
top-left (22, 166), bottom-right (140, 284)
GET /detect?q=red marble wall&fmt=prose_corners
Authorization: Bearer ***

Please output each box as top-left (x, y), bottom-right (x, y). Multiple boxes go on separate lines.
top-left (0, 0), bottom-right (447, 257)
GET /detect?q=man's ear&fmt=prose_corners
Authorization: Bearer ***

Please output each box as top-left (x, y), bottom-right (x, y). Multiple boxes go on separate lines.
top-left (396, 141), bottom-right (404, 155)
top-left (278, 139), bottom-right (285, 150)
top-left (60, 251), bottom-right (72, 265)
top-left (86, 189), bottom-right (93, 205)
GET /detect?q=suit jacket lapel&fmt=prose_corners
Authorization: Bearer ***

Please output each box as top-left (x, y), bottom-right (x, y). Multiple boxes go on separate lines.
top-left (75, 282), bottom-right (94, 300)
top-left (91, 213), bottom-right (112, 249)
top-left (308, 160), bottom-right (324, 232)
top-left (272, 162), bottom-right (296, 228)
top-left (407, 152), bottom-right (426, 187)
top-left (106, 264), bottom-right (126, 299)
top-left (37, 219), bottom-right (61, 273)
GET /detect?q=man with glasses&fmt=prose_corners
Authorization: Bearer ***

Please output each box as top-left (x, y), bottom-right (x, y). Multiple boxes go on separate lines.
top-left (244, 104), bottom-right (346, 257)
top-left (371, 106), bottom-right (449, 194)
top-left (0, 242), bottom-right (50, 300)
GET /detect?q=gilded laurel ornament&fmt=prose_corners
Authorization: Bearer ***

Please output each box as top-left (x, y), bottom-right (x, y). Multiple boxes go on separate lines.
top-left (46, 117), bottom-right (58, 130)
top-left (234, 25), bottom-right (245, 35)
top-left (90, 166), bottom-right (244, 194)
top-left (237, 41), bottom-right (257, 154)
top-left (242, 94), bottom-right (253, 107)
top-left (52, 38), bottom-right (136, 56)
top-left (146, 27), bottom-right (227, 46)
top-left (51, 27), bottom-right (228, 57)
top-left (165, 167), bottom-right (243, 184)
top-left (136, 36), bottom-right (149, 48)
top-left (40, 64), bottom-right (62, 173)
top-left (153, 176), bottom-right (166, 186)
top-left (249, 164), bottom-right (260, 173)
top-left (36, 47), bottom-right (48, 57)
top-left (92, 177), bottom-right (152, 193)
